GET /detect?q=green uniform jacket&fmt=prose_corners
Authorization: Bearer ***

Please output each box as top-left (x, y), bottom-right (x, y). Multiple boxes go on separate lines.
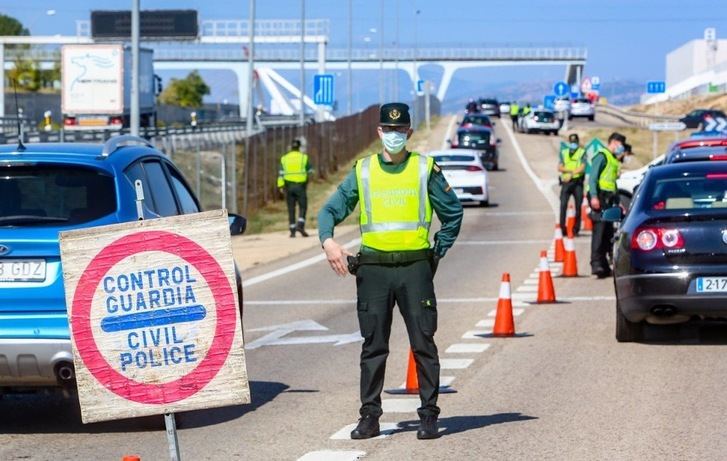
top-left (318, 152), bottom-right (464, 258)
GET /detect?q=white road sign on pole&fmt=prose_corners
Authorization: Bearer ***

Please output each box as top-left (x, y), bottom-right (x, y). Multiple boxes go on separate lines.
top-left (59, 210), bottom-right (250, 424)
top-left (648, 122), bottom-right (687, 132)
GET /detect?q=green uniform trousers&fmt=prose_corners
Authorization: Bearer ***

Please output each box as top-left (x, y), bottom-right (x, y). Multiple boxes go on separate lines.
top-left (284, 181), bottom-right (308, 226)
top-left (355, 259), bottom-right (440, 418)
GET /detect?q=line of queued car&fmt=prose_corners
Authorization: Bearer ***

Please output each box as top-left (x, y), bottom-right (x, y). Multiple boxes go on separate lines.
top-left (606, 132), bottom-right (727, 342)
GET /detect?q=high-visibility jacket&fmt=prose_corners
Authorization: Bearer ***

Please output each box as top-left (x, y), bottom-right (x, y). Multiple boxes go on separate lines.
top-left (509, 103), bottom-right (519, 116)
top-left (560, 147), bottom-right (585, 181)
top-left (355, 152), bottom-right (433, 251)
top-left (597, 147), bottom-right (620, 192)
top-left (522, 106), bottom-right (531, 116)
top-left (277, 150), bottom-right (310, 187)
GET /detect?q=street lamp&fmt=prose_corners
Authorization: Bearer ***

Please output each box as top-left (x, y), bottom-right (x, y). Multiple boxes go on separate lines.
top-left (412, 8), bottom-right (420, 126)
top-left (347, 0), bottom-right (353, 115)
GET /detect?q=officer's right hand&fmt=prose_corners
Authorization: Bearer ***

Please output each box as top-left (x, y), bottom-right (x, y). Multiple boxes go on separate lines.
top-left (590, 197), bottom-right (601, 211)
top-left (323, 238), bottom-right (353, 276)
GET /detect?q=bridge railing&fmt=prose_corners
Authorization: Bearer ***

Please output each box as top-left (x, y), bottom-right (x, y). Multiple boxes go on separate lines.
top-left (74, 19), bottom-right (330, 38)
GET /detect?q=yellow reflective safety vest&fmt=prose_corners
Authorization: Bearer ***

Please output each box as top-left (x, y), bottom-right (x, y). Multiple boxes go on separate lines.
top-left (522, 106), bottom-right (531, 115)
top-left (510, 103), bottom-right (519, 116)
top-left (597, 147), bottom-right (620, 192)
top-left (277, 150), bottom-right (310, 187)
top-left (355, 152), bottom-right (434, 251)
top-left (560, 147), bottom-right (585, 181)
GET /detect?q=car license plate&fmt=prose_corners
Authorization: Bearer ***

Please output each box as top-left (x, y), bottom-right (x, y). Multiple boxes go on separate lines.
top-left (696, 277), bottom-right (727, 293)
top-left (0, 259), bottom-right (46, 282)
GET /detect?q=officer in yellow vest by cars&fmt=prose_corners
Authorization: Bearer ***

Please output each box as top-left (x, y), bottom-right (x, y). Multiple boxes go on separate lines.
top-left (509, 101), bottom-right (520, 129)
top-left (588, 132), bottom-right (627, 278)
top-left (278, 139), bottom-right (314, 237)
top-left (558, 133), bottom-right (586, 236)
top-left (318, 103), bottom-right (463, 440)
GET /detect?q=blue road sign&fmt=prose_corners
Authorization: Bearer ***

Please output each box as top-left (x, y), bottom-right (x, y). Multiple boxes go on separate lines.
top-left (313, 74), bottom-right (335, 105)
top-left (570, 92), bottom-right (579, 100)
top-left (553, 81), bottom-right (569, 97)
top-left (646, 81), bottom-right (666, 94)
top-left (544, 95), bottom-right (556, 110)
top-left (592, 83), bottom-right (601, 91)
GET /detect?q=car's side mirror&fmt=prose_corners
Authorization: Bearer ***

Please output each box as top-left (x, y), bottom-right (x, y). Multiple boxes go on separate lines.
top-left (602, 206), bottom-right (624, 222)
top-left (229, 213), bottom-right (247, 235)
top-left (496, 138), bottom-right (502, 144)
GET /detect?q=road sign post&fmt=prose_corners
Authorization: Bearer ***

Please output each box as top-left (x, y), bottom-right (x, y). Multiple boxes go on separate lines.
top-left (59, 210), bottom-right (250, 459)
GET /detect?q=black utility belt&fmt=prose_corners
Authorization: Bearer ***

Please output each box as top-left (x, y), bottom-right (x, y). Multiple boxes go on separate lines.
top-left (358, 249), bottom-right (433, 265)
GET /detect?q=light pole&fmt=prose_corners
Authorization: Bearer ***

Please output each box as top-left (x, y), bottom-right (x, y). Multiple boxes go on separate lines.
top-left (412, 8), bottom-right (420, 126)
top-left (130, 0), bottom-right (140, 136)
top-left (242, 0), bottom-right (255, 215)
top-left (394, 0), bottom-right (399, 101)
top-left (299, 0), bottom-right (306, 128)
top-left (347, 0), bottom-right (353, 115)
top-left (379, 0), bottom-right (384, 105)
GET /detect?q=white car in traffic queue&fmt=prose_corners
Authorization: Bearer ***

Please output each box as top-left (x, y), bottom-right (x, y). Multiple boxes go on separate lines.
top-left (518, 109), bottom-right (560, 135)
top-left (569, 98), bottom-right (595, 121)
top-left (427, 149), bottom-right (489, 206)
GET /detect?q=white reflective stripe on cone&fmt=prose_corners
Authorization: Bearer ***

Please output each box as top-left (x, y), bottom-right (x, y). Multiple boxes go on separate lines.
top-left (539, 257), bottom-right (550, 271)
top-left (564, 237), bottom-right (575, 251)
top-left (554, 227), bottom-right (563, 239)
top-left (499, 281), bottom-right (511, 299)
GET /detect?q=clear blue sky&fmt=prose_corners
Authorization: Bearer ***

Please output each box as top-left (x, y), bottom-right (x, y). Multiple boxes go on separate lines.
top-left (3, 1), bottom-right (726, 107)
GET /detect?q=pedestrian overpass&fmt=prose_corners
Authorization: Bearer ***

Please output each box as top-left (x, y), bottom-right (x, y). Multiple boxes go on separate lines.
top-left (0, 19), bottom-right (587, 118)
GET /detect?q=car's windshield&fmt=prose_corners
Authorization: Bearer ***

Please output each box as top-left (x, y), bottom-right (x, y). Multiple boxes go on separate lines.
top-left (534, 112), bottom-right (554, 120)
top-left (462, 115), bottom-right (490, 125)
top-left (0, 165), bottom-right (116, 226)
top-left (433, 155), bottom-right (476, 163)
top-left (647, 176), bottom-right (727, 210)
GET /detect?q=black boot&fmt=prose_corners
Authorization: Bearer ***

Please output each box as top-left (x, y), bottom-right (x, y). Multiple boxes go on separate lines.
top-left (350, 414), bottom-right (380, 439)
top-left (417, 415), bottom-right (440, 440)
top-left (289, 226), bottom-right (296, 238)
top-left (296, 220), bottom-right (309, 238)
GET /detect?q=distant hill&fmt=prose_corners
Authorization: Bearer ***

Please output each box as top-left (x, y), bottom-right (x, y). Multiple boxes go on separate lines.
top-left (442, 78), bottom-right (645, 113)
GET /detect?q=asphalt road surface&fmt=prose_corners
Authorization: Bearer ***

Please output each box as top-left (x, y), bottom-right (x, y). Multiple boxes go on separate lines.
top-left (2, 116), bottom-right (727, 461)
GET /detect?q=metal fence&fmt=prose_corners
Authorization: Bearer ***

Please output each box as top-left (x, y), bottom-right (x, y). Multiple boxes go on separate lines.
top-left (238, 105), bottom-right (379, 213)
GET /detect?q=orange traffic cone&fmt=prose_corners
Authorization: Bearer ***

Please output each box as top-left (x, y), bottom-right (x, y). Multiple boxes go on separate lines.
top-left (492, 273), bottom-right (515, 337)
top-left (122, 457), bottom-right (141, 461)
top-left (581, 196), bottom-right (593, 232)
top-left (537, 250), bottom-right (557, 303)
top-left (553, 225), bottom-right (565, 263)
top-left (565, 205), bottom-right (576, 236)
top-left (385, 348), bottom-right (456, 394)
top-left (561, 236), bottom-right (578, 277)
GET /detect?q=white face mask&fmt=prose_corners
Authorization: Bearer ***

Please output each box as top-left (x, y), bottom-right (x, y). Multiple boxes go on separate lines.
top-left (382, 131), bottom-right (408, 154)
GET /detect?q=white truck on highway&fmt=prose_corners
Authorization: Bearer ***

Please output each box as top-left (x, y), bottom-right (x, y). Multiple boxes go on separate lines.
top-left (61, 44), bottom-right (156, 130)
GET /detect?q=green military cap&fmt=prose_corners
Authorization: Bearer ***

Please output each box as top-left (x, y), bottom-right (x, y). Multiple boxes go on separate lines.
top-left (379, 102), bottom-right (411, 126)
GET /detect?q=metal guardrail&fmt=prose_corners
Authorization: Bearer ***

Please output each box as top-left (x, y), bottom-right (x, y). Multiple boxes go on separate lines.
top-left (9, 46), bottom-right (587, 63)
top-left (75, 19), bottom-right (330, 38)
top-left (598, 103), bottom-right (681, 128)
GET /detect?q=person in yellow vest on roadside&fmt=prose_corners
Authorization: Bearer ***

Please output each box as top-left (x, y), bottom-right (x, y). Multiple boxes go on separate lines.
top-left (509, 101), bottom-right (520, 129)
top-left (278, 139), bottom-right (314, 237)
top-left (318, 103), bottom-right (463, 440)
top-left (558, 133), bottom-right (586, 236)
top-left (588, 132), bottom-right (627, 278)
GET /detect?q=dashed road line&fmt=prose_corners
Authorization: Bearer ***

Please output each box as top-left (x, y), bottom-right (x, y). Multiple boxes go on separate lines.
top-left (298, 450), bottom-right (366, 461)
top-left (383, 399), bottom-right (421, 413)
top-left (475, 319), bottom-right (495, 328)
top-left (446, 343), bottom-right (491, 353)
top-left (440, 358), bottom-right (474, 369)
top-left (462, 330), bottom-right (490, 339)
top-left (488, 308), bottom-right (525, 317)
top-left (457, 239), bottom-right (551, 245)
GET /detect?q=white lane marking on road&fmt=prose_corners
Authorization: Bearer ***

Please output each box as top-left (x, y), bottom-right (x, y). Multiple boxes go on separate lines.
top-left (440, 358), bottom-right (474, 369)
top-left (243, 238), bottom-right (361, 288)
top-left (298, 450), bottom-right (366, 461)
top-left (516, 286), bottom-right (538, 293)
top-left (457, 239), bottom-right (552, 245)
top-left (245, 320), bottom-right (362, 349)
top-left (244, 296), bottom-right (614, 307)
top-left (477, 211), bottom-right (554, 216)
top-left (476, 319), bottom-right (495, 328)
top-left (331, 423), bottom-right (399, 440)
top-left (488, 308), bottom-right (525, 317)
top-left (523, 279), bottom-right (539, 285)
top-left (397, 375), bottom-right (456, 389)
top-left (528, 273), bottom-right (540, 279)
top-left (383, 399), bottom-right (420, 413)
top-left (446, 343), bottom-right (491, 353)
top-left (501, 122), bottom-right (559, 216)
top-left (441, 114), bottom-right (458, 150)
top-left (462, 330), bottom-right (490, 339)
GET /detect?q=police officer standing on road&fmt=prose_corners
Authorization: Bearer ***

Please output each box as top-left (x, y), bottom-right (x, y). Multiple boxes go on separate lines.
top-left (588, 132), bottom-right (627, 278)
top-left (509, 101), bottom-right (520, 129)
top-left (558, 133), bottom-right (586, 236)
top-left (318, 103), bottom-right (463, 440)
top-left (278, 139), bottom-right (314, 238)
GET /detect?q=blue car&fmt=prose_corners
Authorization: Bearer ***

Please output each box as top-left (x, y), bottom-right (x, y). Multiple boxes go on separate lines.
top-left (0, 136), bottom-right (245, 391)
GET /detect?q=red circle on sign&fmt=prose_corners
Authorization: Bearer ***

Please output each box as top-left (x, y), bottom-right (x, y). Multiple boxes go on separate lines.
top-left (71, 230), bottom-right (237, 404)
